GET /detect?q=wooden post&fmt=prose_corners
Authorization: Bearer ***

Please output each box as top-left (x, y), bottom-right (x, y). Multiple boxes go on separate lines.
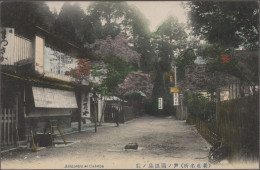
top-left (94, 103), bottom-right (97, 133)
top-left (11, 109), bottom-right (14, 144)
top-left (78, 93), bottom-right (84, 132)
top-left (15, 95), bottom-right (18, 144)
top-left (3, 108), bottom-right (6, 146)
top-left (7, 109), bottom-right (10, 145)
top-left (0, 108), bottom-right (2, 146)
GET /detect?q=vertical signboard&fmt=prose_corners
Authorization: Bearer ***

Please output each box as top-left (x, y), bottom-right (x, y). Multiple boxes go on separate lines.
top-left (158, 97), bottom-right (163, 110)
top-left (82, 93), bottom-right (91, 118)
top-left (173, 93), bottom-right (179, 106)
top-left (35, 36), bottom-right (44, 74)
top-left (1, 28), bottom-right (14, 65)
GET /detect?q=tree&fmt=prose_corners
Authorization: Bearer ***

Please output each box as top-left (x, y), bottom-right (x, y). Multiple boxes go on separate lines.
top-left (53, 2), bottom-right (87, 45)
top-left (115, 71), bottom-right (154, 100)
top-left (175, 49), bottom-right (197, 81)
top-left (153, 16), bottom-right (190, 74)
top-left (184, 92), bottom-right (216, 122)
top-left (87, 1), bottom-right (127, 25)
top-left (84, 34), bottom-right (141, 65)
top-left (93, 55), bottom-right (138, 96)
top-left (186, 1), bottom-right (259, 49)
top-left (87, 2), bottom-right (155, 72)
top-left (87, 1), bottom-right (127, 39)
top-left (1, 1), bottom-right (55, 37)
top-left (197, 42), bottom-right (258, 85)
top-left (178, 64), bottom-right (239, 93)
top-left (81, 15), bottom-right (104, 44)
top-left (65, 58), bottom-right (91, 81)
top-left (156, 16), bottom-right (187, 44)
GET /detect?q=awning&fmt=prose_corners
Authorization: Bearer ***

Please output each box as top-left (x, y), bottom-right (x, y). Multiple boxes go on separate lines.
top-left (32, 86), bottom-right (78, 108)
top-left (2, 71), bottom-right (75, 89)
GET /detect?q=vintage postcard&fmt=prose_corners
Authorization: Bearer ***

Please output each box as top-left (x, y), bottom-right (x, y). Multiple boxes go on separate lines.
top-left (0, 1), bottom-right (259, 169)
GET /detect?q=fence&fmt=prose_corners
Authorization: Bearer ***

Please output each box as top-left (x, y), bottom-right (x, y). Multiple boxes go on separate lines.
top-left (217, 95), bottom-right (259, 161)
top-left (187, 95), bottom-right (259, 161)
top-left (1, 108), bottom-right (18, 146)
top-left (104, 101), bottom-right (136, 123)
top-left (187, 116), bottom-right (220, 145)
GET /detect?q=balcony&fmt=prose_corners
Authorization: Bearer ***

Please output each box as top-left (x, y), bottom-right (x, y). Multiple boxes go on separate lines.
top-left (1, 28), bottom-right (33, 65)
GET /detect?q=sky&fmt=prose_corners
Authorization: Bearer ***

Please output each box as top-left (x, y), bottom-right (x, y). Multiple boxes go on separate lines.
top-left (47, 1), bottom-right (188, 32)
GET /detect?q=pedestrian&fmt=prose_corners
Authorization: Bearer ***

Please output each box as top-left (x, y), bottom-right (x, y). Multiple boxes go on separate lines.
top-left (113, 106), bottom-right (120, 127)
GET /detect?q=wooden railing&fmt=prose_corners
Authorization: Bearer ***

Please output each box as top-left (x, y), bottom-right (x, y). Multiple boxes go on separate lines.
top-left (14, 35), bottom-right (33, 63)
top-left (1, 108), bottom-right (18, 146)
top-left (1, 34), bottom-right (33, 65)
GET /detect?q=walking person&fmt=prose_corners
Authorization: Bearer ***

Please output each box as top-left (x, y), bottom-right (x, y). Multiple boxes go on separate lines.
top-left (112, 105), bottom-right (120, 127)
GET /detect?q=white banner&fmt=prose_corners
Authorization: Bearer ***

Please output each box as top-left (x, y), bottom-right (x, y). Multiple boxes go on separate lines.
top-left (82, 93), bottom-right (91, 118)
top-left (158, 97), bottom-right (163, 110)
top-left (173, 93), bottom-right (179, 106)
top-left (32, 86), bottom-right (78, 108)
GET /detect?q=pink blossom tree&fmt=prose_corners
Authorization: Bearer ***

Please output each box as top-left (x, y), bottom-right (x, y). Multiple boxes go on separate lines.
top-left (84, 33), bottom-right (141, 65)
top-left (115, 71), bottom-right (154, 100)
top-left (178, 64), bottom-right (239, 93)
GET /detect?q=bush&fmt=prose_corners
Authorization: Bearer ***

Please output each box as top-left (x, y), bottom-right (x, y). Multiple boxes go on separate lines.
top-left (184, 92), bottom-right (216, 122)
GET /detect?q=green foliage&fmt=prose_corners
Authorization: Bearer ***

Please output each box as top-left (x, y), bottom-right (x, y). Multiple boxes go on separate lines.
top-left (198, 42), bottom-right (259, 84)
top-left (184, 93), bottom-right (216, 122)
top-left (87, 1), bottom-right (153, 72)
top-left (91, 64), bottom-right (103, 70)
top-left (157, 41), bottom-right (172, 72)
top-left (175, 49), bottom-right (196, 81)
top-left (136, 37), bottom-right (157, 73)
top-left (95, 55), bottom-right (138, 96)
top-left (186, 1), bottom-right (259, 49)
top-left (53, 2), bottom-right (86, 45)
top-left (156, 16), bottom-right (187, 43)
top-left (91, 71), bottom-right (104, 77)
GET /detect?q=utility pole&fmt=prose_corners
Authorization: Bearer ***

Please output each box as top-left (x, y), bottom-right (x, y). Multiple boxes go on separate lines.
top-left (174, 65), bottom-right (177, 87)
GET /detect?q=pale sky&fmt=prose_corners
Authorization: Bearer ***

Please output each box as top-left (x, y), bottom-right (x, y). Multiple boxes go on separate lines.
top-left (46, 1), bottom-right (188, 32)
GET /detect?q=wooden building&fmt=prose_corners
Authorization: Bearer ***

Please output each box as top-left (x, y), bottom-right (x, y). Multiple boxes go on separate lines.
top-left (1, 26), bottom-right (91, 147)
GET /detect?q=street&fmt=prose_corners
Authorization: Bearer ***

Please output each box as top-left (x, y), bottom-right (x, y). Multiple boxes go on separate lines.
top-left (2, 115), bottom-right (233, 169)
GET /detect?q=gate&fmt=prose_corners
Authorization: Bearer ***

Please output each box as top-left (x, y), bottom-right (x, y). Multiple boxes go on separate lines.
top-left (1, 108), bottom-right (18, 146)
top-left (104, 101), bottom-right (123, 123)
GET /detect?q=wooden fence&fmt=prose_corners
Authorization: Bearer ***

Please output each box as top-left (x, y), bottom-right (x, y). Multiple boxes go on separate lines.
top-left (187, 95), bottom-right (259, 161)
top-left (187, 116), bottom-right (220, 145)
top-left (104, 101), bottom-right (136, 123)
top-left (1, 108), bottom-right (18, 146)
top-left (217, 95), bottom-right (259, 161)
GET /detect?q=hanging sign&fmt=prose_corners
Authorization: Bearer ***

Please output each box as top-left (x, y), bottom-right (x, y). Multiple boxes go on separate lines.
top-left (158, 97), bottom-right (163, 110)
top-left (82, 93), bottom-right (91, 118)
top-left (170, 87), bottom-right (180, 93)
top-left (173, 93), bottom-right (179, 106)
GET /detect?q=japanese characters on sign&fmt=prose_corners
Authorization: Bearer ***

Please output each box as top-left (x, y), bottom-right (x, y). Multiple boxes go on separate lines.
top-left (173, 93), bottom-right (179, 106)
top-left (158, 97), bottom-right (163, 110)
top-left (82, 93), bottom-right (91, 118)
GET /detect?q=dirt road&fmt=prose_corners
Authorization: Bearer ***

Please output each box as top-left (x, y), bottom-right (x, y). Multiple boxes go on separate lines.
top-left (1, 115), bottom-right (235, 169)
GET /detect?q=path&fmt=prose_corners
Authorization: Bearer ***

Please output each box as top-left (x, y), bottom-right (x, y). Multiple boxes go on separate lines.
top-left (1, 115), bottom-right (234, 169)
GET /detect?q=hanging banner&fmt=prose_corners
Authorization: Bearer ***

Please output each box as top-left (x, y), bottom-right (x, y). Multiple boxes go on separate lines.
top-left (82, 93), bottom-right (91, 118)
top-left (158, 97), bottom-right (163, 110)
top-left (173, 93), bottom-right (179, 106)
